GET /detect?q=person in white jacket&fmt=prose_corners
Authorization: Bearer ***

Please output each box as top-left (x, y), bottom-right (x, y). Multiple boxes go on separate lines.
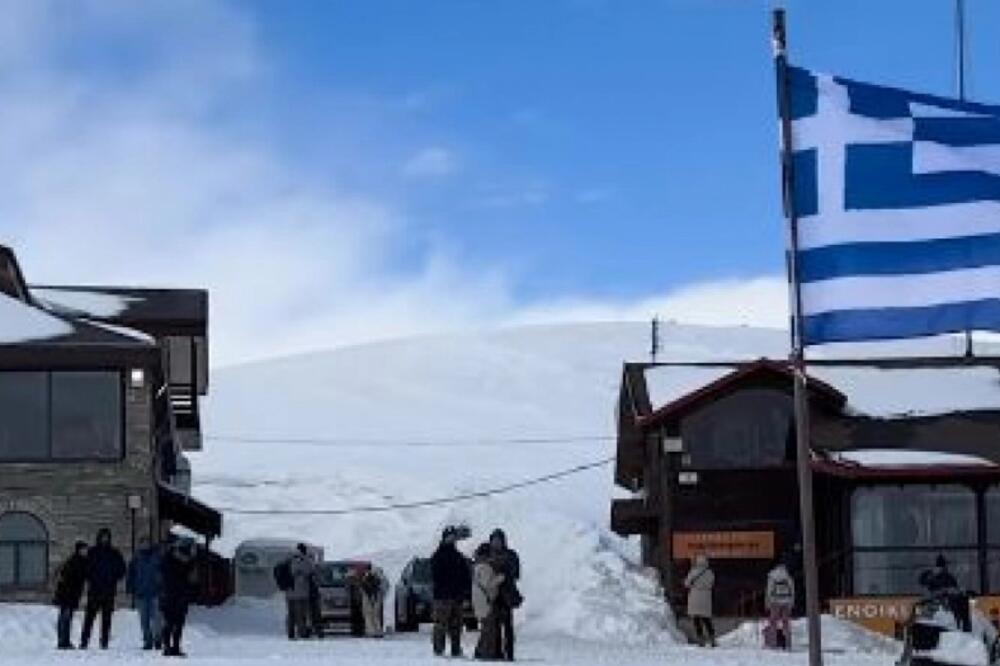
top-left (765, 562), bottom-right (795, 650)
top-left (359, 567), bottom-right (389, 638)
top-left (472, 543), bottom-right (505, 660)
top-left (684, 554), bottom-right (716, 647)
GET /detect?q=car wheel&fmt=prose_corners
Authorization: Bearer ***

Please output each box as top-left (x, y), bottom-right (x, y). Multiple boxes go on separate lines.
top-left (396, 599), bottom-right (416, 633)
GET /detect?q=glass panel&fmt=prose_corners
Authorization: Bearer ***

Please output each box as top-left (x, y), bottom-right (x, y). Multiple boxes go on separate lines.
top-left (0, 372), bottom-right (48, 461)
top-left (0, 512), bottom-right (46, 541)
top-left (168, 337), bottom-right (193, 385)
top-left (195, 336), bottom-right (208, 394)
top-left (16, 543), bottom-right (47, 585)
top-left (985, 487), bottom-right (1000, 545)
top-left (853, 550), bottom-right (979, 596)
top-left (680, 388), bottom-right (792, 469)
top-left (51, 372), bottom-right (121, 460)
top-left (852, 485), bottom-right (977, 548)
top-left (0, 544), bottom-right (13, 585)
top-left (987, 550), bottom-right (1000, 594)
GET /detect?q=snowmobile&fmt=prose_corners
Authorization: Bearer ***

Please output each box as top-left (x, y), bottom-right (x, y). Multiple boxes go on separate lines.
top-left (898, 592), bottom-right (1000, 666)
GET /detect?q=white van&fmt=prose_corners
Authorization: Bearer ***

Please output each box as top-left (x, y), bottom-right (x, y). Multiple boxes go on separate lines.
top-left (233, 539), bottom-right (324, 598)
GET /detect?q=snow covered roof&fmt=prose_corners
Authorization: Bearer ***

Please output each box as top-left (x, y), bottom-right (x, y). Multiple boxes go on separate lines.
top-left (0, 292), bottom-right (73, 344)
top-left (33, 286), bottom-right (207, 330)
top-left (643, 361), bottom-right (1000, 420)
top-left (832, 449), bottom-right (994, 468)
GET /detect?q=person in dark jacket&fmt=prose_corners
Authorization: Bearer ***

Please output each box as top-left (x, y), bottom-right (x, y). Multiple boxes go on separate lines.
top-left (920, 554), bottom-right (969, 631)
top-left (489, 528), bottom-right (521, 662)
top-left (430, 526), bottom-right (472, 657)
top-left (53, 541), bottom-right (89, 649)
top-left (80, 528), bottom-right (126, 650)
top-left (126, 537), bottom-right (163, 650)
top-left (160, 539), bottom-right (198, 658)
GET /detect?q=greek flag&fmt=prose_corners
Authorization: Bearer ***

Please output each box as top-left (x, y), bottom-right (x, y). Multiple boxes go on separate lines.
top-left (787, 67), bottom-right (1000, 345)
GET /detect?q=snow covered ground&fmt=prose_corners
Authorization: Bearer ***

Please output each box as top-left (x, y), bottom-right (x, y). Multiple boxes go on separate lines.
top-left (2, 601), bottom-right (900, 665)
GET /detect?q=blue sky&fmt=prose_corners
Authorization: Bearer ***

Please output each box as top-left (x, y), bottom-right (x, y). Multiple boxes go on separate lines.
top-left (3, 1), bottom-right (999, 362)
top-left (232, 0), bottom-right (1000, 299)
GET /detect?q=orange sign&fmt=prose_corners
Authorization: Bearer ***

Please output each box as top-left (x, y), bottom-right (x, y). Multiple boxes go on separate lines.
top-left (672, 530), bottom-right (775, 560)
top-left (830, 596), bottom-right (1000, 638)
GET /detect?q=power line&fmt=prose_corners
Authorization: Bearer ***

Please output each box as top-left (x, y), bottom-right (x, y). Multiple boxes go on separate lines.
top-left (216, 456), bottom-right (615, 516)
top-left (204, 433), bottom-right (614, 448)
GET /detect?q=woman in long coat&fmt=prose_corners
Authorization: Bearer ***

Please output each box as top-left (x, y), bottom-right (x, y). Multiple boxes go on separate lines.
top-left (684, 554), bottom-right (716, 647)
top-left (472, 542), bottom-right (505, 660)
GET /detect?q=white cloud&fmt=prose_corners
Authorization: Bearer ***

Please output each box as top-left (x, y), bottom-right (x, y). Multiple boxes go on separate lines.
top-left (0, 1), bottom-right (786, 367)
top-left (401, 146), bottom-right (458, 178)
top-left (511, 276), bottom-right (789, 330)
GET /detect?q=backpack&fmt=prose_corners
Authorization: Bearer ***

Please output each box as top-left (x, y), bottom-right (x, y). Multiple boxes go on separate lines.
top-left (771, 577), bottom-right (793, 603)
top-left (273, 560), bottom-right (294, 592)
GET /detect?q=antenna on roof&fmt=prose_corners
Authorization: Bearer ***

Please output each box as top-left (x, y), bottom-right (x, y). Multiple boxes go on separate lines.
top-left (650, 316), bottom-right (660, 362)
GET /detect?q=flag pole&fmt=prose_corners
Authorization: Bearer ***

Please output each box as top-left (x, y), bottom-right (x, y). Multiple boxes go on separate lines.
top-left (956, 0), bottom-right (974, 357)
top-left (772, 9), bottom-right (823, 666)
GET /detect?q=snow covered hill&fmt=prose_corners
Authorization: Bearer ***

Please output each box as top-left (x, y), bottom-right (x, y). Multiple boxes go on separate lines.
top-left (191, 321), bottom-right (985, 644)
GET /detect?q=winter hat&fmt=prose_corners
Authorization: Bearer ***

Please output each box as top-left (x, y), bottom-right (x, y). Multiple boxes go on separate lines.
top-left (297, 543), bottom-right (308, 555)
top-left (489, 529), bottom-right (507, 547)
top-left (936, 554), bottom-right (948, 568)
top-left (74, 540), bottom-right (88, 553)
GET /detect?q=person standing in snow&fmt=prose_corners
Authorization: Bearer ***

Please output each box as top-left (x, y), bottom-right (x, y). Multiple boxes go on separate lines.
top-left (126, 537), bottom-right (163, 651)
top-left (765, 561), bottom-right (795, 650)
top-left (431, 526), bottom-right (472, 657)
top-left (684, 554), bottom-right (716, 647)
top-left (160, 539), bottom-right (198, 657)
top-left (284, 543), bottom-right (317, 640)
top-left (359, 567), bottom-right (389, 637)
top-left (79, 528), bottom-right (126, 650)
top-left (472, 542), bottom-right (505, 660)
top-left (489, 528), bottom-right (522, 662)
top-left (53, 541), bottom-right (88, 650)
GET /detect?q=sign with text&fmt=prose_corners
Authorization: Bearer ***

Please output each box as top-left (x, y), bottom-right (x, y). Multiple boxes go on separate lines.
top-left (672, 530), bottom-right (775, 560)
top-left (830, 596), bottom-right (1000, 637)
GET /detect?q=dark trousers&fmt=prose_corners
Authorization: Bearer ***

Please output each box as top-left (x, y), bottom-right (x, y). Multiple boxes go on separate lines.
top-left (56, 606), bottom-right (75, 648)
top-left (80, 596), bottom-right (115, 649)
top-left (285, 598), bottom-right (310, 639)
top-left (432, 599), bottom-right (464, 656)
top-left (692, 616), bottom-right (715, 645)
top-left (496, 604), bottom-right (515, 661)
top-left (161, 600), bottom-right (189, 655)
top-left (474, 610), bottom-right (501, 660)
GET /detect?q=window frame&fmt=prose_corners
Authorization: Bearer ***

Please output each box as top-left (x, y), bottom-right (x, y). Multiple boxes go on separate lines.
top-left (0, 511), bottom-right (49, 591)
top-left (0, 369), bottom-right (125, 463)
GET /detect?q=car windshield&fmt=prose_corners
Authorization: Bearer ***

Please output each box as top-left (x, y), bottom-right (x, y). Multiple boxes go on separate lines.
top-left (411, 559), bottom-right (432, 583)
top-left (316, 564), bottom-right (351, 587)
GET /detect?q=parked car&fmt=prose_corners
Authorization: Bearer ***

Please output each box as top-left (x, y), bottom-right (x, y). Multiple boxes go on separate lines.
top-left (394, 556), bottom-right (477, 632)
top-left (312, 560), bottom-right (369, 637)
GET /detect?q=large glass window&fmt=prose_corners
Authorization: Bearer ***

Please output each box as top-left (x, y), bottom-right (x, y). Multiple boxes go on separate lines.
top-left (51, 372), bottom-right (121, 459)
top-left (851, 485), bottom-right (978, 595)
top-left (0, 372), bottom-right (48, 460)
top-left (680, 388), bottom-right (793, 469)
top-left (983, 486), bottom-right (1000, 592)
top-left (0, 512), bottom-right (48, 589)
top-left (0, 371), bottom-right (122, 461)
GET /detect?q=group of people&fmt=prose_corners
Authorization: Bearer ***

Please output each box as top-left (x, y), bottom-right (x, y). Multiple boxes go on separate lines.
top-left (278, 542), bottom-right (390, 640)
top-left (682, 555), bottom-right (796, 649)
top-left (52, 528), bottom-right (200, 657)
top-left (431, 526), bottom-right (521, 661)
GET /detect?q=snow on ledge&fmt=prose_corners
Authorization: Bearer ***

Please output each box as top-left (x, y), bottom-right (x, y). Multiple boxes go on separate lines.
top-left (834, 449), bottom-right (995, 468)
top-left (33, 288), bottom-right (136, 318)
top-left (0, 293), bottom-right (72, 344)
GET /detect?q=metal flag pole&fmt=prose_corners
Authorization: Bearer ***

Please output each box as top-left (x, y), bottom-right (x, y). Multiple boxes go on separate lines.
top-left (957, 0), bottom-right (975, 357)
top-left (772, 9), bottom-right (823, 666)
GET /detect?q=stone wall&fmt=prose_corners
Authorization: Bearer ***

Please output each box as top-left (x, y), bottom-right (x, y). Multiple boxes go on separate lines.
top-left (0, 376), bottom-right (157, 603)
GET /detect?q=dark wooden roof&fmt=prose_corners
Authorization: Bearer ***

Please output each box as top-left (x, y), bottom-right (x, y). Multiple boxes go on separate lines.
top-left (812, 457), bottom-right (1000, 482)
top-left (637, 359), bottom-right (847, 430)
top-left (32, 285), bottom-right (208, 337)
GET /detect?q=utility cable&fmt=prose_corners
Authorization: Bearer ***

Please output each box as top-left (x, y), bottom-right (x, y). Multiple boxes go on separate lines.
top-left (216, 456), bottom-right (615, 516)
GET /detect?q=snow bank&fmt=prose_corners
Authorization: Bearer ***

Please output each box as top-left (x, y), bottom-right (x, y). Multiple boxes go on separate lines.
top-left (719, 615), bottom-right (900, 655)
top-left (926, 631), bottom-right (990, 666)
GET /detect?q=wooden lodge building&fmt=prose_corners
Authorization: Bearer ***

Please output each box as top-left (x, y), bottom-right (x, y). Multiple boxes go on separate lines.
top-left (611, 358), bottom-right (1000, 632)
top-left (0, 244), bottom-right (221, 601)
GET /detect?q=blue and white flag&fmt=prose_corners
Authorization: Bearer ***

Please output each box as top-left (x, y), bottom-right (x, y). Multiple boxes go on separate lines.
top-left (787, 67), bottom-right (1000, 345)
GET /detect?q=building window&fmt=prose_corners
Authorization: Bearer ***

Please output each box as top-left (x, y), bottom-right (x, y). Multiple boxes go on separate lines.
top-left (851, 485), bottom-right (978, 595)
top-left (0, 371), bottom-right (122, 462)
top-left (680, 388), bottom-right (793, 469)
top-left (0, 512), bottom-right (48, 589)
top-left (51, 372), bottom-right (122, 459)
